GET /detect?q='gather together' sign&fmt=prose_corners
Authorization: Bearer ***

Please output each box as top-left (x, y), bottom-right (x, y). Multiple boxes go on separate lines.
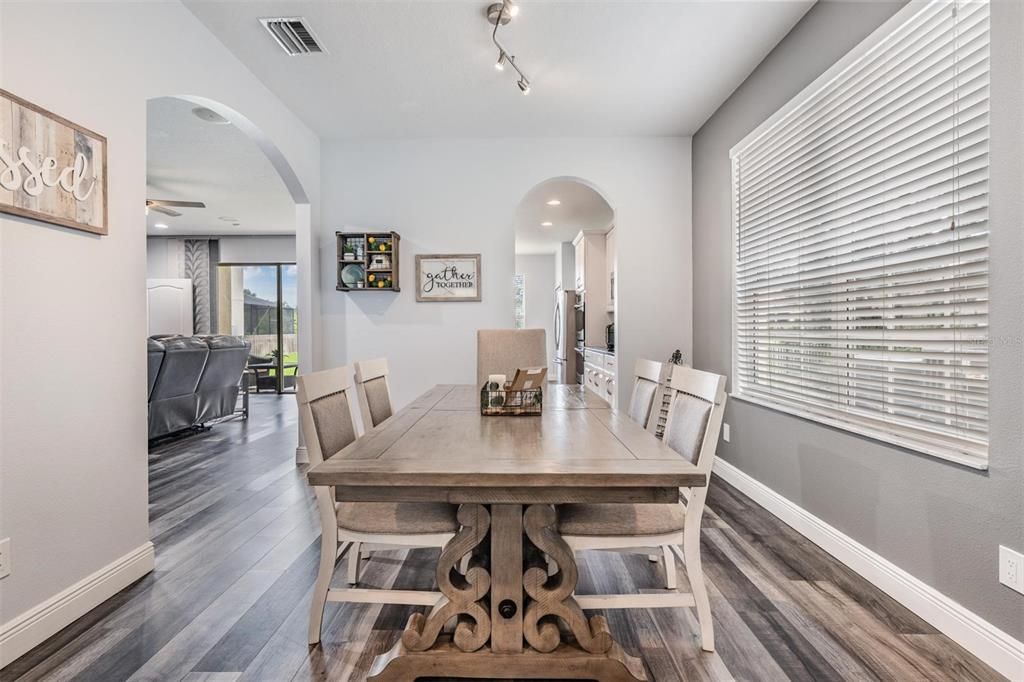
top-left (415, 254), bottom-right (482, 302)
top-left (1, 89), bottom-right (108, 235)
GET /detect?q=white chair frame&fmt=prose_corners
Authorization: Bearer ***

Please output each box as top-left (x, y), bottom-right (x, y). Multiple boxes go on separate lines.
top-left (626, 358), bottom-right (669, 431)
top-left (297, 367), bottom-right (454, 645)
top-left (563, 365), bottom-right (728, 652)
top-left (353, 356), bottom-right (393, 434)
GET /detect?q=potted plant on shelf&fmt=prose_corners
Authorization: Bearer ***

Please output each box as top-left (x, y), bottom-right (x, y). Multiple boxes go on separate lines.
top-left (342, 243), bottom-right (356, 261)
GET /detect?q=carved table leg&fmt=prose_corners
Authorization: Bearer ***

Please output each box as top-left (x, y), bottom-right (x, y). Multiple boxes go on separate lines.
top-left (368, 503), bottom-right (647, 682)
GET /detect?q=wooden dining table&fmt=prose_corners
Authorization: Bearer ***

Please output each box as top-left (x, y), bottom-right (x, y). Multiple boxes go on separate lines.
top-left (307, 384), bottom-right (706, 681)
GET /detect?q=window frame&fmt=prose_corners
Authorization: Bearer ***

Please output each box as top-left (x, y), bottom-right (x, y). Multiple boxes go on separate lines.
top-left (728, 0), bottom-right (989, 470)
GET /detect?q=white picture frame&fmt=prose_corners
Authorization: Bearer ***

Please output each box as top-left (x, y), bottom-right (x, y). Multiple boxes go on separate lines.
top-left (415, 253), bottom-right (481, 302)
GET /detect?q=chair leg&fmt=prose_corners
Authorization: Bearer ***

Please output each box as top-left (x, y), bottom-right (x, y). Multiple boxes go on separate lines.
top-left (309, 530), bottom-right (340, 645)
top-left (683, 522), bottom-right (713, 652)
top-left (662, 544), bottom-right (677, 590)
top-left (347, 541), bottom-right (362, 586)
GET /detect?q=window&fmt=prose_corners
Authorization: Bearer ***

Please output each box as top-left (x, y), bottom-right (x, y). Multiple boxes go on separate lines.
top-left (513, 274), bottom-right (526, 329)
top-left (730, 0), bottom-right (989, 466)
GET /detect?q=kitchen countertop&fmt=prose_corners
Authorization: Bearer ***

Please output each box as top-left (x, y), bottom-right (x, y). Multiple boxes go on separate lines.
top-left (584, 346), bottom-right (615, 356)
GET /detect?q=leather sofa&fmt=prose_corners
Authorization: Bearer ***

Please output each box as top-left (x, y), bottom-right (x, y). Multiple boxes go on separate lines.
top-left (148, 335), bottom-right (250, 439)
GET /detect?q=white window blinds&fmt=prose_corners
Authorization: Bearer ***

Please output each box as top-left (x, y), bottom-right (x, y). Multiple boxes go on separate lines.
top-left (730, 0), bottom-right (989, 465)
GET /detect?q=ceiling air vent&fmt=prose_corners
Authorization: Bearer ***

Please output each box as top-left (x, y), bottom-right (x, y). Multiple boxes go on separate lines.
top-left (260, 17), bottom-right (325, 55)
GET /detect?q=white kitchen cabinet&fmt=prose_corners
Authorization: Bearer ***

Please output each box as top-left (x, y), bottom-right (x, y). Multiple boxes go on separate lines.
top-left (605, 227), bottom-right (616, 310)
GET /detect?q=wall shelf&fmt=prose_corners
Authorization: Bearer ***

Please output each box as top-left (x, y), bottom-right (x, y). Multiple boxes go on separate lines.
top-left (337, 231), bottom-right (401, 292)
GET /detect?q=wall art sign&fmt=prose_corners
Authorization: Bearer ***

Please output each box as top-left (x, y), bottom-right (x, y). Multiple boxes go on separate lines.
top-left (0, 89), bottom-right (108, 235)
top-left (415, 253), bottom-right (482, 302)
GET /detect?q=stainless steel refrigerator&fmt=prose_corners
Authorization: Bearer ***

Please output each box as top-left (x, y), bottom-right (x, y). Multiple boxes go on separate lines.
top-left (552, 286), bottom-right (578, 384)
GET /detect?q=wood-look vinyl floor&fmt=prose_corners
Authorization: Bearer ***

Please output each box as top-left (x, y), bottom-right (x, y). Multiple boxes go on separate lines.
top-left (4, 395), bottom-right (1004, 682)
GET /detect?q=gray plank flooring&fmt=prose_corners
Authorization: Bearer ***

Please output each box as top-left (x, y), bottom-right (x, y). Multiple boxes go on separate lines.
top-left (3, 395), bottom-right (1005, 681)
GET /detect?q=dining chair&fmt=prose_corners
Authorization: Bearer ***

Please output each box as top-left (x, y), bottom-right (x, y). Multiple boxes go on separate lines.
top-left (626, 359), bottom-right (669, 430)
top-left (354, 357), bottom-right (394, 433)
top-left (297, 366), bottom-right (459, 645)
top-left (476, 328), bottom-right (547, 390)
top-left (558, 364), bottom-right (728, 652)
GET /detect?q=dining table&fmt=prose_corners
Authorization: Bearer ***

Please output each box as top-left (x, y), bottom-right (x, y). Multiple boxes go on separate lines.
top-left (306, 383), bottom-right (706, 681)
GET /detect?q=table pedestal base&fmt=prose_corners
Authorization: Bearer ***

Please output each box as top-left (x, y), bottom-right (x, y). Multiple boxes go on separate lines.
top-left (366, 503), bottom-right (647, 682)
top-left (368, 637), bottom-right (646, 681)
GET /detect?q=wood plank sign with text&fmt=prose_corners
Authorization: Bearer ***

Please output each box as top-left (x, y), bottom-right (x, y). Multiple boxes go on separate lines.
top-left (0, 89), bottom-right (108, 235)
top-left (415, 254), bottom-right (482, 302)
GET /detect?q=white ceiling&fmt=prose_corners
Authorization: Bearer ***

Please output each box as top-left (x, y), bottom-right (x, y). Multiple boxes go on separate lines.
top-left (515, 179), bottom-right (613, 255)
top-left (183, 1), bottom-right (814, 139)
top-left (146, 96), bottom-right (294, 236)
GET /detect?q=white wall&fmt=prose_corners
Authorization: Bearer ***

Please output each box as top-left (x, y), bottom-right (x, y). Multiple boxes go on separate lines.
top-left (219, 235), bottom-right (296, 264)
top-left (0, 1), bottom-right (320, 663)
top-left (320, 138), bottom-right (691, 409)
top-left (515, 254), bottom-right (557, 372)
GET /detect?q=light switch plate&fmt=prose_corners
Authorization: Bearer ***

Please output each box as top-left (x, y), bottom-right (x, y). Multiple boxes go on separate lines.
top-left (723, 423), bottom-right (731, 443)
top-left (999, 545), bottom-right (1024, 594)
top-left (0, 538), bottom-right (10, 579)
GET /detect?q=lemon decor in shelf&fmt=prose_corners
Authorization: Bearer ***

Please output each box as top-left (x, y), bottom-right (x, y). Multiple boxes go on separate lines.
top-left (379, 244), bottom-right (387, 251)
top-left (368, 237), bottom-right (376, 245)
top-left (378, 280), bottom-right (386, 288)
top-left (368, 274), bottom-right (376, 283)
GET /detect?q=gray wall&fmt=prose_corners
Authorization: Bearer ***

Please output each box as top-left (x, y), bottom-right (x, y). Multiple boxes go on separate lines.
top-left (692, 0), bottom-right (1024, 639)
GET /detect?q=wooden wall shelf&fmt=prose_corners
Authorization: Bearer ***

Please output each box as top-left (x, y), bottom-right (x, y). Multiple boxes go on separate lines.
top-left (337, 231), bottom-right (401, 292)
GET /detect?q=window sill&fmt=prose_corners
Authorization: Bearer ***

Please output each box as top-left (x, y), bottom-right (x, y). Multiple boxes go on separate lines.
top-left (728, 392), bottom-right (989, 471)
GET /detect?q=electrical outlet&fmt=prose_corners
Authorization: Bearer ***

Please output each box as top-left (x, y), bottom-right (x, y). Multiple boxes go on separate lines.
top-left (999, 546), bottom-right (1024, 594)
top-left (722, 423), bottom-right (731, 443)
top-left (0, 538), bottom-right (10, 579)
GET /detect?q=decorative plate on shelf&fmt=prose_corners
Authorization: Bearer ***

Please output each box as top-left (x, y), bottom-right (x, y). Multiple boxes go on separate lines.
top-left (340, 263), bottom-right (365, 288)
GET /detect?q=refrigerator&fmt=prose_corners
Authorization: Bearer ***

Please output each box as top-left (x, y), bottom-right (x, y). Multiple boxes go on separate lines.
top-left (552, 286), bottom-right (578, 384)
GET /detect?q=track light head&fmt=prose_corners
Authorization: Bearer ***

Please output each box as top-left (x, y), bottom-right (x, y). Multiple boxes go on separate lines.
top-left (517, 77), bottom-right (531, 95)
top-left (495, 51), bottom-right (506, 71)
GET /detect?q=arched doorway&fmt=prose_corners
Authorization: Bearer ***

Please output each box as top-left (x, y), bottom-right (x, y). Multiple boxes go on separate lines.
top-left (513, 177), bottom-right (616, 400)
top-left (145, 95), bottom-right (314, 459)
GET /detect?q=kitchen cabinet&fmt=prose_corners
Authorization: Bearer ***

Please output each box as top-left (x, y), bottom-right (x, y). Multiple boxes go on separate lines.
top-left (572, 231), bottom-right (609, 346)
top-left (605, 228), bottom-right (616, 311)
top-left (582, 347), bottom-right (616, 409)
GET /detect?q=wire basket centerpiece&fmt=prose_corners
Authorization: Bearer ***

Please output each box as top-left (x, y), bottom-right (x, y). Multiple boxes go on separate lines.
top-left (480, 367), bottom-right (547, 416)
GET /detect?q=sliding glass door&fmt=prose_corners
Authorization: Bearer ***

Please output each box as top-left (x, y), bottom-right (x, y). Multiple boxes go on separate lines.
top-left (217, 263), bottom-right (298, 394)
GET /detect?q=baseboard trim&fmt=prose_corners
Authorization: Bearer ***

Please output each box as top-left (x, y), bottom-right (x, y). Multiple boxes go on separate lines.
top-left (713, 460), bottom-right (1024, 681)
top-left (0, 541), bottom-right (155, 668)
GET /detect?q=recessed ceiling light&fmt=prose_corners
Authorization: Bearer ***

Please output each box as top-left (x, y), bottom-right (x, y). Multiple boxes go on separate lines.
top-left (546, 199), bottom-right (561, 206)
top-left (541, 221), bottom-right (553, 227)
top-left (154, 223), bottom-right (169, 229)
top-left (191, 107), bottom-right (230, 125)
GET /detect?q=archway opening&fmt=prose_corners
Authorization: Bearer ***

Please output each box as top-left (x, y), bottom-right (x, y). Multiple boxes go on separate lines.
top-left (144, 95), bottom-right (312, 459)
top-left (513, 177), bottom-right (616, 402)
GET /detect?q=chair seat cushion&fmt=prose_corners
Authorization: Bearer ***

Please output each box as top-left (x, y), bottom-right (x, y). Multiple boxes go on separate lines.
top-left (336, 502), bottom-right (459, 535)
top-left (558, 503), bottom-right (685, 537)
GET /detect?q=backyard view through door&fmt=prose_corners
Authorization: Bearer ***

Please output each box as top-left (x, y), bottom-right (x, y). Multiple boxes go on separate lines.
top-left (217, 264), bottom-right (298, 393)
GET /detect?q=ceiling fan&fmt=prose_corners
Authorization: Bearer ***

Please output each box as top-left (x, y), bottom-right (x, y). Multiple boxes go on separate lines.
top-left (146, 199), bottom-right (206, 217)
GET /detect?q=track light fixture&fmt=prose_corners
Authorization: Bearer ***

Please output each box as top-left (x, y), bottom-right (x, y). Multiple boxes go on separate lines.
top-left (487, 0), bottom-right (531, 95)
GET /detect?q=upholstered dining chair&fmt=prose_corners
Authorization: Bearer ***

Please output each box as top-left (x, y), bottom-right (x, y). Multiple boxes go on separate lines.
top-left (626, 359), bottom-right (669, 430)
top-left (558, 364), bottom-right (728, 652)
top-left (354, 357), bottom-right (394, 433)
top-left (297, 367), bottom-right (459, 645)
top-left (476, 329), bottom-right (547, 390)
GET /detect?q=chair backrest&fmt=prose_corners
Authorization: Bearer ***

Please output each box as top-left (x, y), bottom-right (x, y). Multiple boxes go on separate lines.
top-left (354, 357), bottom-right (393, 432)
top-left (661, 365), bottom-right (728, 476)
top-left (476, 329), bottom-right (547, 390)
top-left (626, 359), bottom-right (666, 429)
top-left (296, 367), bottom-right (360, 467)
